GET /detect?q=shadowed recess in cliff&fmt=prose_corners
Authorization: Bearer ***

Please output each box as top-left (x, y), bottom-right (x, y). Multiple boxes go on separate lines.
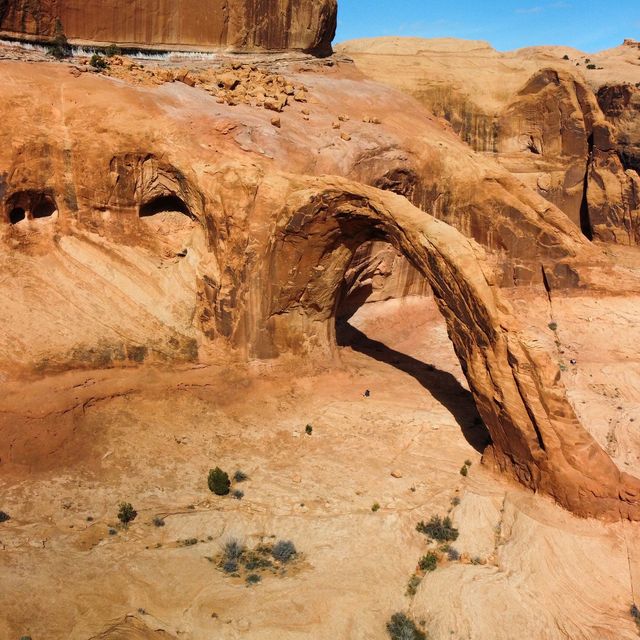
top-left (261, 180), bottom-right (640, 520)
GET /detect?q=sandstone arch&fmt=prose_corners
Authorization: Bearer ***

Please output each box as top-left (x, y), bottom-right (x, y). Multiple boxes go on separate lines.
top-left (260, 177), bottom-right (640, 521)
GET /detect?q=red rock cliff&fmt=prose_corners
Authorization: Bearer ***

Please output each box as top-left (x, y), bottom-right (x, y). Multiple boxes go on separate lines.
top-left (0, 0), bottom-right (337, 54)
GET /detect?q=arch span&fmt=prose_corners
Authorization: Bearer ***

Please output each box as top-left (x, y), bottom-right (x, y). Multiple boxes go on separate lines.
top-left (262, 177), bottom-right (640, 521)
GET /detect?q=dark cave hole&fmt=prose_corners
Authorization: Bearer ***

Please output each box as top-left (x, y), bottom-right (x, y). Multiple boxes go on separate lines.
top-left (8, 207), bottom-right (25, 224)
top-left (31, 197), bottom-right (57, 219)
top-left (139, 194), bottom-right (193, 218)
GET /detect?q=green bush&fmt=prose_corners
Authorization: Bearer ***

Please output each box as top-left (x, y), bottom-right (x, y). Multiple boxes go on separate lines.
top-left (48, 20), bottom-right (71, 59)
top-left (371, 502), bottom-right (381, 512)
top-left (460, 465), bottom-right (468, 477)
top-left (105, 43), bottom-right (120, 57)
top-left (587, 64), bottom-right (597, 70)
top-left (0, 510), bottom-right (10, 523)
top-left (233, 470), bottom-right (248, 482)
top-left (386, 612), bottom-right (426, 640)
top-left (117, 502), bottom-right (137, 524)
top-left (208, 467), bottom-right (231, 495)
top-left (90, 53), bottom-right (108, 70)
top-left (548, 322), bottom-right (558, 331)
top-left (418, 551), bottom-right (438, 572)
top-left (405, 575), bottom-right (421, 596)
top-left (416, 515), bottom-right (459, 542)
top-left (305, 424), bottom-right (313, 435)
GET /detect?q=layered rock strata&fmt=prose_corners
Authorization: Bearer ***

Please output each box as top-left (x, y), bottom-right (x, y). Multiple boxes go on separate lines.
top-left (0, 0), bottom-right (337, 54)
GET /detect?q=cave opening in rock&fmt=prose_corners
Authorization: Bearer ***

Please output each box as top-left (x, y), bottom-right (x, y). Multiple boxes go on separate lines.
top-left (8, 207), bottom-right (26, 224)
top-left (139, 194), bottom-right (193, 219)
top-left (333, 239), bottom-right (491, 453)
top-left (31, 196), bottom-right (57, 219)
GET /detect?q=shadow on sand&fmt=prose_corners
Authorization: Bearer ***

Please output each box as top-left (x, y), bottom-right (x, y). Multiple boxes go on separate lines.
top-left (336, 320), bottom-right (492, 454)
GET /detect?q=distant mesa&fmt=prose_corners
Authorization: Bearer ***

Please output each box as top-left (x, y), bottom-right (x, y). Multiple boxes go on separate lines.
top-left (0, 0), bottom-right (337, 55)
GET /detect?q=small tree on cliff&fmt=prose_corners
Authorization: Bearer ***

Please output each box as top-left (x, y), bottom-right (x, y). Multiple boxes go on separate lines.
top-left (48, 19), bottom-right (71, 59)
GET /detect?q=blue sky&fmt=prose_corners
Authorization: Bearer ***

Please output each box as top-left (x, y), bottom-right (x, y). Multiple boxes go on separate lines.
top-left (335, 1), bottom-right (640, 52)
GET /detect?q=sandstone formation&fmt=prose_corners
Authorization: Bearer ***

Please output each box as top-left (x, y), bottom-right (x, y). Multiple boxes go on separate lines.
top-left (0, 53), bottom-right (638, 521)
top-left (0, 0), bottom-right (337, 54)
top-left (3, 27), bottom-right (640, 640)
top-left (338, 37), bottom-right (640, 244)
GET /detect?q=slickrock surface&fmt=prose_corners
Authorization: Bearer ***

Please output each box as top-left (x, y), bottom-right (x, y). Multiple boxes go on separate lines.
top-left (338, 37), bottom-right (640, 244)
top-left (0, 0), bottom-right (337, 54)
top-left (2, 38), bottom-right (640, 640)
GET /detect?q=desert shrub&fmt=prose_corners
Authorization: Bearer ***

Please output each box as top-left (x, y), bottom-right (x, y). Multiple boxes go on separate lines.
top-left (233, 470), bottom-right (248, 483)
top-left (305, 424), bottom-right (313, 435)
top-left (460, 465), bottom-right (468, 477)
top-left (208, 467), bottom-right (231, 495)
top-left (418, 551), bottom-right (438, 572)
top-left (48, 20), bottom-right (71, 59)
top-left (416, 515), bottom-right (459, 542)
top-left (20, 636), bottom-right (33, 640)
top-left (386, 612), bottom-right (426, 640)
top-left (587, 64), bottom-right (597, 70)
top-left (246, 573), bottom-right (262, 585)
top-left (117, 502), bottom-right (137, 524)
top-left (372, 502), bottom-right (381, 512)
top-left (180, 538), bottom-right (198, 546)
top-left (90, 53), bottom-right (108, 69)
top-left (451, 496), bottom-right (461, 506)
top-left (631, 603), bottom-right (640, 622)
top-left (232, 489), bottom-right (244, 500)
top-left (223, 538), bottom-right (245, 561)
top-left (406, 574), bottom-right (421, 596)
top-left (105, 43), bottom-right (120, 57)
top-left (108, 528), bottom-right (117, 535)
top-left (464, 459), bottom-right (472, 467)
top-left (244, 554), bottom-right (272, 570)
top-left (563, 54), bottom-right (570, 60)
top-left (153, 516), bottom-right (165, 527)
top-left (272, 540), bottom-right (296, 563)
top-left (222, 559), bottom-right (238, 573)
top-left (0, 510), bottom-right (10, 523)
top-left (447, 547), bottom-right (461, 561)
top-left (548, 322), bottom-right (558, 331)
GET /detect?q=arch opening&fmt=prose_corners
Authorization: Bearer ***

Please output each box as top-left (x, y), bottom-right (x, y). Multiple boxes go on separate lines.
top-left (333, 239), bottom-right (492, 453)
top-left (9, 207), bottom-right (25, 224)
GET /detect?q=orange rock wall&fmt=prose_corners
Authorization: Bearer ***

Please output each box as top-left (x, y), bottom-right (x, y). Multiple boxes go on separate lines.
top-left (0, 0), bottom-right (337, 54)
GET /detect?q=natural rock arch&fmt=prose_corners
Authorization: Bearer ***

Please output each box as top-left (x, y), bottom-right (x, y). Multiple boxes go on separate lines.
top-left (260, 178), bottom-right (640, 521)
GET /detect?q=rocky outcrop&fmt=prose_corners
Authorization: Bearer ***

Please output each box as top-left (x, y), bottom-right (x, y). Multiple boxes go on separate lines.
top-left (0, 0), bottom-right (337, 54)
top-left (0, 55), bottom-right (637, 520)
top-left (259, 178), bottom-right (640, 521)
top-left (339, 38), bottom-right (640, 245)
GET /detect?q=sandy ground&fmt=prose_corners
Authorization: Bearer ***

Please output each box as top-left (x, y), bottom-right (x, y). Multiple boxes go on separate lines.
top-left (1, 295), bottom-right (640, 639)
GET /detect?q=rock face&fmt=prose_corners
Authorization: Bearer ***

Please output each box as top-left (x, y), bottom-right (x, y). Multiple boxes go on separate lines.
top-left (0, 57), bottom-right (638, 521)
top-left (338, 37), bottom-right (640, 244)
top-left (0, 0), bottom-right (337, 54)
